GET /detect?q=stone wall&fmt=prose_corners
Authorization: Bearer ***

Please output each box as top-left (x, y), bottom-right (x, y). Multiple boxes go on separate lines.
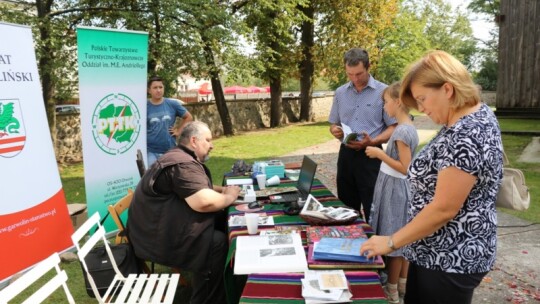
top-left (55, 113), bottom-right (83, 163)
top-left (53, 92), bottom-right (498, 163)
top-left (54, 96), bottom-right (333, 163)
top-left (183, 95), bottom-right (333, 137)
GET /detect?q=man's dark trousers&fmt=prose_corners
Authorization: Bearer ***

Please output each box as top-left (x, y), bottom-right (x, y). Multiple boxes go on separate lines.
top-left (336, 144), bottom-right (381, 222)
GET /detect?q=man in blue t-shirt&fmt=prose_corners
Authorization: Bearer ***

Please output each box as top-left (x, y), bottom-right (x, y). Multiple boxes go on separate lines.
top-left (147, 76), bottom-right (193, 167)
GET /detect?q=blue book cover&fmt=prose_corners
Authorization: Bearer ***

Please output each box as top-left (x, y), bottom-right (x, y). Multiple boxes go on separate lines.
top-left (313, 237), bottom-right (370, 263)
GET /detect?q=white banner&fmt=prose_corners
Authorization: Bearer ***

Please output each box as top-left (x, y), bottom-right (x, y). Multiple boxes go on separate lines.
top-left (77, 26), bottom-right (148, 232)
top-left (0, 22), bottom-right (73, 282)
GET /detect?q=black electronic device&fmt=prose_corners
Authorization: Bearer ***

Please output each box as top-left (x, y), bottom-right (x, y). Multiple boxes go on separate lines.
top-left (268, 155), bottom-right (318, 204)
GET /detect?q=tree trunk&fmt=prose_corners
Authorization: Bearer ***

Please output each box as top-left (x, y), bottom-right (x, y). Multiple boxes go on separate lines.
top-left (211, 76), bottom-right (234, 135)
top-left (36, 3), bottom-right (56, 143)
top-left (299, 4), bottom-right (315, 122)
top-left (201, 35), bottom-right (234, 135)
top-left (269, 77), bottom-right (282, 128)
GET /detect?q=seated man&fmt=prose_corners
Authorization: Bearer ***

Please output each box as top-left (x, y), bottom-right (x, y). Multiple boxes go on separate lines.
top-left (128, 121), bottom-right (241, 304)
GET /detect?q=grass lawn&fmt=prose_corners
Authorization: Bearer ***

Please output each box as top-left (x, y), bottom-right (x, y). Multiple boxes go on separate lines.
top-left (11, 119), bottom-right (540, 303)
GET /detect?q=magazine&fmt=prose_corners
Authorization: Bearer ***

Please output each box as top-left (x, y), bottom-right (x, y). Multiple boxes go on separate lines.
top-left (300, 195), bottom-right (358, 221)
top-left (234, 233), bottom-right (308, 275)
top-left (313, 237), bottom-right (371, 263)
top-left (307, 244), bottom-right (385, 269)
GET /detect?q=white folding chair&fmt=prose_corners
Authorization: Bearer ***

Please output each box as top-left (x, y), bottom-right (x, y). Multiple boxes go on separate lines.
top-left (71, 212), bottom-right (180, 304)
top-left (0, 252), bottom-right (75, 304)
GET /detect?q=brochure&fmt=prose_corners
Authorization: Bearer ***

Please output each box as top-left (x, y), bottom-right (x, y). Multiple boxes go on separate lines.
top-left (302, 270), bottom-right (352, 303)
top-left (339, 123), bottom-right (357, 144)
top-left (228, 214), bottom-right (274, 227)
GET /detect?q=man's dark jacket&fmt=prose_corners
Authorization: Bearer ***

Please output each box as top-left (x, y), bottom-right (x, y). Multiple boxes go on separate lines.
top-left (127, 146), bottom-right (216, 272)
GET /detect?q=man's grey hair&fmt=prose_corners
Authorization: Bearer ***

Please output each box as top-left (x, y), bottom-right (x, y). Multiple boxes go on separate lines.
top-left (179, 121), bottom-right (210, 144)
top-left (343, 48), bottom-right (370, 69)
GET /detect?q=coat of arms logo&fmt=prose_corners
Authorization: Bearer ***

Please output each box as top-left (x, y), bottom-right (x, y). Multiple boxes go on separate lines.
top-left (0, 99), bottom-right (26, 158)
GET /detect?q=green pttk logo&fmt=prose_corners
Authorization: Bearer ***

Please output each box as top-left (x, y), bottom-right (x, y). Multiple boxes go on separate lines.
top-left (91, 93), bottom-right (141, 155)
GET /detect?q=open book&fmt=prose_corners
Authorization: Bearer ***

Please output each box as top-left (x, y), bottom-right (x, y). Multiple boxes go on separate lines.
top-left (338, 123), bottom-right (357, 144)
top-left (300, 195), bottom-right (358, 221)
top-left (234, 233), bottom-right (308, 275)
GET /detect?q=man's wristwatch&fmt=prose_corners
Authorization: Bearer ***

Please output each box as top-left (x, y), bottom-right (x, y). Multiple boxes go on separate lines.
top-left (388, 235), bottom-right (397, 251)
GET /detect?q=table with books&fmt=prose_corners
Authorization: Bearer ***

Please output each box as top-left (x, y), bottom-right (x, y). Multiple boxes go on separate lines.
top-left (224, 176), bottom-right (387, 304)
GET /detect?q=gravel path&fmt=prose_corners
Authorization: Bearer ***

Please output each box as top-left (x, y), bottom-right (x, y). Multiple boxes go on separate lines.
top-left (278, 115), bottom-right (439, 196)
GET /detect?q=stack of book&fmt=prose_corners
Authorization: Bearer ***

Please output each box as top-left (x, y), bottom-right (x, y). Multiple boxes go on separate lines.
top-left (306, 225), bottom-right (384, 269)
top-left (312, 237), bottom-right (372, 263)
top-left (301, 270), bottom-right (352, 303)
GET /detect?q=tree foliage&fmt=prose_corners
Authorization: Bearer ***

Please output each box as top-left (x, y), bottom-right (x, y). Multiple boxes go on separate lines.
top-left (243, 0), bottom-right (308, 127)
top-left (468, 0), bottom-right (500, 91)
top-left (315, 0), bottom-right (398, 89)
top-left (375, 7), bottom-right (430, 83)
top-left (373, 0), bottom-right (478, 84)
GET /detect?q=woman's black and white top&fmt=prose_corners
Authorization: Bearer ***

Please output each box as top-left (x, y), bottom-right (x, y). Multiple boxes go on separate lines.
top-left (404, 103), bottom-right (503, 274)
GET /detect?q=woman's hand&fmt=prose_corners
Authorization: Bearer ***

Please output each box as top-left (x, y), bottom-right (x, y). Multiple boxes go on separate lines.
top-left (360, 235), bottom-right (393, 258)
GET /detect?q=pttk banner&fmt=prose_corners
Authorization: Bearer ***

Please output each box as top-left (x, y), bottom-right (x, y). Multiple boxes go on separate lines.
top-left (77, 27), bottom-right (148, 232)
top-left (0, 22), bottom-right (73, 282)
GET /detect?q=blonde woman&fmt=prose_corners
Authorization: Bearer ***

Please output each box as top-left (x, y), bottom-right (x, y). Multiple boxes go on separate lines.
top-left (360, 51), bottom-right (503, 304)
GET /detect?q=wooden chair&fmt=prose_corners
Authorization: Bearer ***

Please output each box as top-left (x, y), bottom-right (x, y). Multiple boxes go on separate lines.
top-left (0, 252), bottom-right (75, 304)
top-left (108, 189), bottom-right (153, 274)
top-left (72, 212), bottom-right (180, 304)
top-left (107, 189), bottom-right (134, 245)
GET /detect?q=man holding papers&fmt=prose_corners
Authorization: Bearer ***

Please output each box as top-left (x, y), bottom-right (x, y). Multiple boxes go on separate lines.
top-left (328, 47), bottom-right (396, 221)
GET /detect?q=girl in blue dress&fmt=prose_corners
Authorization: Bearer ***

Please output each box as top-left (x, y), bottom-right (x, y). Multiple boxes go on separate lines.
top-left (366, 82), bottom-right (419, 303)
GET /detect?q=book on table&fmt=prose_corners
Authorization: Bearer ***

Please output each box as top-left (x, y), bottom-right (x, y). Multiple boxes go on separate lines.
top-left (307, 244), bottom-right (384, 269)
top-left (306, 224), bottom-right (367, 244)
top-left (234, 232), bottom-right (308, 275)
top-left (313, 237), bottom-right (372, 263)
top-left (300, 194), bottom-right (358, 221)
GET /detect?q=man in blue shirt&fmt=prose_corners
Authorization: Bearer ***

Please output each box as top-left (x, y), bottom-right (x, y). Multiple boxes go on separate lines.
top-left (328, 48), bottom-right (397, 221)
top-left (147, 76), bottom-right (193, 167)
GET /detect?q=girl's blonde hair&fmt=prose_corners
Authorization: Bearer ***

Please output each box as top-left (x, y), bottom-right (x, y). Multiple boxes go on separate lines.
top-left (400, 50), bottom-right (480, 110)
top-left (383, 81), bottom-right (410, 113)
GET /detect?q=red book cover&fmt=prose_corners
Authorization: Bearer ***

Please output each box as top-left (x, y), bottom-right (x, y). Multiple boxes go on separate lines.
top-left (306, 224), bottom-right (367, 244)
